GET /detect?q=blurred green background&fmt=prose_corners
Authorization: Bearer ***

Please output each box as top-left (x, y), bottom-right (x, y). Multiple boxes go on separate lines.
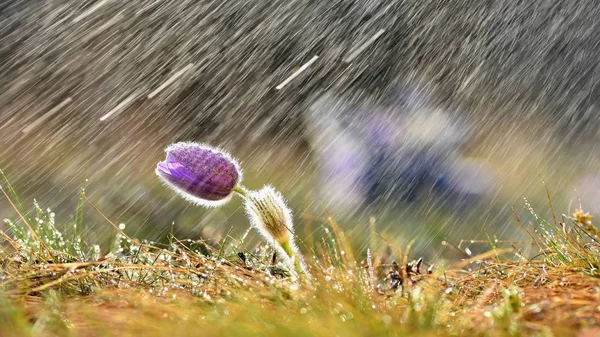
top-left (1, 0), bottom-right (599, 261)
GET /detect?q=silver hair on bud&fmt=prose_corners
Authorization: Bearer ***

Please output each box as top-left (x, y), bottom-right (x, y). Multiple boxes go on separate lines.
top-left (242, 185), bottom-right (307, 276)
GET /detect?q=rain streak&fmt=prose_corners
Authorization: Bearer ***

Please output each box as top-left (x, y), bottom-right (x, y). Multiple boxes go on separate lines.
top-left (1, 0), bottom-right (600, 258)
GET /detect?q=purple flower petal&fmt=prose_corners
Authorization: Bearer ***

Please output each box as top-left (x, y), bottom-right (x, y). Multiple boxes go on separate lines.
top-left (156, 142), bottom-right (242, 206)
top-left (157, 160), bottom-right (196, 182)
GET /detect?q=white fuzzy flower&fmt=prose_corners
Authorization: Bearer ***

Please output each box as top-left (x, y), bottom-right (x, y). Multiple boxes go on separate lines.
top-left (243, 185), bottom-right (306, 275)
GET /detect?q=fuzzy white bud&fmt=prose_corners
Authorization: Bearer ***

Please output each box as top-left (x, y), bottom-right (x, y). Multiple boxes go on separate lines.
top-left (243, 185), bottom-right (306, 275)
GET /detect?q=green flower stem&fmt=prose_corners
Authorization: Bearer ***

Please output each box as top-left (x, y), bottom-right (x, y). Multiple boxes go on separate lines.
top-left (280, 240), bottom-right (304, 276)
top-left (233, 185), bottom-right (248, 197)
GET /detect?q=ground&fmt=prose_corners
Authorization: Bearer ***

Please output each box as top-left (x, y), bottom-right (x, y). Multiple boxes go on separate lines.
top-left (1, 177), bottom-right (600, 337)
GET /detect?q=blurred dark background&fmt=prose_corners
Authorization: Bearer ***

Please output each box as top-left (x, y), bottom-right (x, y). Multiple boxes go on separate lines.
top-left (1, 0), bottom-right (599, 259)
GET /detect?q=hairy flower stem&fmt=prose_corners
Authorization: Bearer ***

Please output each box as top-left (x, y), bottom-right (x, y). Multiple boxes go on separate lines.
top-left (232, 185), bottom-right (248, 197)
top-left (280, 240), bottom-right (304, 276)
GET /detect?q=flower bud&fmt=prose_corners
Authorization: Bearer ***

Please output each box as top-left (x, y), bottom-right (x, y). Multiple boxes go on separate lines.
top-left (243, 185), bottom-right (306, 275)
top-left (156, 142), bottom-right (242, 207)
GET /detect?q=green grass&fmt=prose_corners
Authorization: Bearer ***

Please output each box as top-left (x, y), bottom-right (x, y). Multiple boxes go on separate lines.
top-left (1, 172), bottom-right (600, 336)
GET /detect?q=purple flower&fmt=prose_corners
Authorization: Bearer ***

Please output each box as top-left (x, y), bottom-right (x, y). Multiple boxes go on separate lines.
top-left (156, 142), bottom-right (242, 207)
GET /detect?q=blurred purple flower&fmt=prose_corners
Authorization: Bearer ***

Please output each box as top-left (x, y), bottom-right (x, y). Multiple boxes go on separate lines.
top-left (305, 86), bottom-right (495, 216)
top-left (156, 142), bottom-right (242, 207)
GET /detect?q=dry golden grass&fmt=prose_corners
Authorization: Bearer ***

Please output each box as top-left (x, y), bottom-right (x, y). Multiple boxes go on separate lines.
top-left (5, 257), bottom-right (600, 337)
top-left (1, 171), bottom-right (600, 337)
